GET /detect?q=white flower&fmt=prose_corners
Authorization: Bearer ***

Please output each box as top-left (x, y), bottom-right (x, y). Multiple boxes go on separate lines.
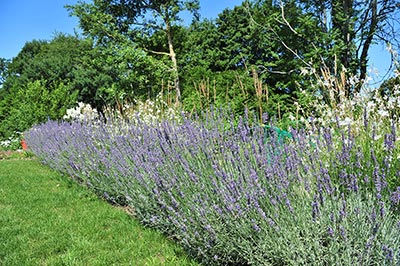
top-left (377, 109), bottom-right (389, 117)
top-left (373, 134), bottom-right (382, 141)
top-left (0, 140), bottom-right (11, 147)
top-left (348, 75), bottom-right (359, 86)
top-left (366, 101), bottom-right (376, 110)
top-left (338, 117), bottom-right (352, 126)
top-left (64, 102), bottom-right (98, 121)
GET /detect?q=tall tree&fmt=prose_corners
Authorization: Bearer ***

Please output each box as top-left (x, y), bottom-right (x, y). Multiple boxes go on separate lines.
top-left (67, 0), bottom-right (200, 104)
top-left (292, 0), bottom-right (400, 92)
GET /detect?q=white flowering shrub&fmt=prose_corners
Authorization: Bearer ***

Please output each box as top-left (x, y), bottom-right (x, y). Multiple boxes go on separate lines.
top-left (79, 93), bottom-right (185, 143)
top-left (0, 139), bottom-right (13, 150)
top-left (120, 93), bottom-right (182, 125)
top-left (0, 132), bottom-right (23, 151)
top-left (297, 63), bottom-right (400, 136)
top-left (63, 102), bottom-right (99, 121)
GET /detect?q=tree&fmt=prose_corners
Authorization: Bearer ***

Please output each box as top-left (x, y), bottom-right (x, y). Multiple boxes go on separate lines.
top-left (212, 2), bottom-right (319, 116)
top-left (2, 40), bottom-right (48, 92)
top-left (0, 38), bottom-right (84, 138)
top-left (67, 0), bottom-right (200, 104)
top-left (3, 34), bottom-right (94, 91)
top-left (287, 0), bottom-right (400, 93)
top-left (0, 35), bottom-right (95, 138)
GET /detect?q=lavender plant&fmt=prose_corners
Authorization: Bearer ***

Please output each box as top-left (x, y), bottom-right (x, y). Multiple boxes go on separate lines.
top-left (25, 108), bottom-right (400, 265)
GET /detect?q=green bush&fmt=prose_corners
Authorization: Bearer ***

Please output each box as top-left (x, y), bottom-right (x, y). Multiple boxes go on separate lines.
top-left (0, 81), bottom-right (77, 140)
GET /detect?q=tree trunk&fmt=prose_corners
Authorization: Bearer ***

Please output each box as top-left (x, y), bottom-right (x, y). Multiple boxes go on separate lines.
top-left (332, 0), bottom-right (355, 70)
top-left (331, 0), bottom-right (358, 96)
top-left (165, 15), bottom-right (181, 105)
top-left (359, 0), bottom-right (378, 88)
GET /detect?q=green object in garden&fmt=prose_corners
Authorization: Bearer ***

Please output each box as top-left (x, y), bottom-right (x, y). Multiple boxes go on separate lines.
top-left (263, 124), bottom-right (292, 143)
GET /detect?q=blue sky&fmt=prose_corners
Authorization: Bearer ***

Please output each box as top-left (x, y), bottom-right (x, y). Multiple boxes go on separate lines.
top-left (0, 0), bottom-right (393, 83)
top-left (0, 0), bottom-right (242, 60)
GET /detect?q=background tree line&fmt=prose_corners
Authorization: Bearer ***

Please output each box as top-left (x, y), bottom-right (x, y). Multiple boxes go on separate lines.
top-left (0, 0), bottom-right (399, 139)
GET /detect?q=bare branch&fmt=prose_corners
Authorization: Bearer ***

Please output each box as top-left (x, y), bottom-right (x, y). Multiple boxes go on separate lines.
top-left (244, 1), bottom-right (312, 69)
top-left (278, 0), bottom-right (299, 36)
top-left (143, 48), bottom-right (170, 56)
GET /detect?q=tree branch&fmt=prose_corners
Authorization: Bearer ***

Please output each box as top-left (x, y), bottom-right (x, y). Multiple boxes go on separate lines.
top-left (245, 2), bottom-right (312, 69)
top-left (279, 0), bottom-right (299, 36)
top-left (143, 48), bottom-right (170, 56)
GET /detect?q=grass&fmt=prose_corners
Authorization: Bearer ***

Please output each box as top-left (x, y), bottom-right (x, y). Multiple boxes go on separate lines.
top-left (0, 159), bottom-right (199, 266)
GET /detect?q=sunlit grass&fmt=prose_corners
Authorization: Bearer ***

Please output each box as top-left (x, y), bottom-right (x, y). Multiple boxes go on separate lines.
top-left (0, 159), bottom-right (199, 266)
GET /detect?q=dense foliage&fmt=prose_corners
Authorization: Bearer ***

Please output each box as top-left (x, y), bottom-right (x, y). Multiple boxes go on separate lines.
top-left (0, 35), bottom-right (85, 139)
top-left (1, 0), bottom-right (399, 141)
top-left (25, 106), bottom-right (400, 265)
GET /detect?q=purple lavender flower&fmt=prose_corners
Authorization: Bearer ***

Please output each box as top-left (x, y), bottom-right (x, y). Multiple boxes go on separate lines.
top-left (365, 236), bottom-right (374, 249)
top-left (319, 165), bottom-right (333, 195)
top-left (24, 107), bottom-right (400, 265)
top-left (327, 227), bottom-right (334, 237)
top-left (252, 219), bottom-right (261, 233)
top-left (330, 212), bottom-right (335, 223)
top-left (339, 225), bottom-right (346, 240)
top-left (312, 195), bottom-right (320, 220)
top-left (384, 132), bottom-right (395, 151)
top-left (349, 173), bottom-right (359, 192)
top-left (371, 209), bottom-right (377, 223)
top-left (379, 201), bottom-right (385, 218)
top-left (285, 198), bottom-right (293, 213)
top-left (382, 245), bottom-right (394, 262)
top-left (338, 196), bottom-right (347, 222)
top-left (323, 127), bottom-right (333, 150)
top-left (390, 187), bottom-right (400, 206)
top-left (267, 217), bottom-right (277, 229)
top-left (257, 207), bottom-right (267, 219)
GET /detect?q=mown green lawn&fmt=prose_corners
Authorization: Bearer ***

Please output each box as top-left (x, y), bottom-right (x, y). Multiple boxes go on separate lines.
top-left (0, 159), bottom-right (198, 266)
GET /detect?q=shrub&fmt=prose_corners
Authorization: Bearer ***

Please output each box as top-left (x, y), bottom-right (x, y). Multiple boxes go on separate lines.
top-left (63, 102), bottom-right (99, 121)
top-left (0, 81), bottom-right (78, 139)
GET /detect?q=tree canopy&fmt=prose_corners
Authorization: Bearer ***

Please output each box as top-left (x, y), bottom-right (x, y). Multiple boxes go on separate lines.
top-left (67, 0), bottom-right (200, 104)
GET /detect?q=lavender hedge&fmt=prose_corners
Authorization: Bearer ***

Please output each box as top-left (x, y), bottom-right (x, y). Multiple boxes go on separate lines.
top-left (25, 110), bottom-right (400, 265)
